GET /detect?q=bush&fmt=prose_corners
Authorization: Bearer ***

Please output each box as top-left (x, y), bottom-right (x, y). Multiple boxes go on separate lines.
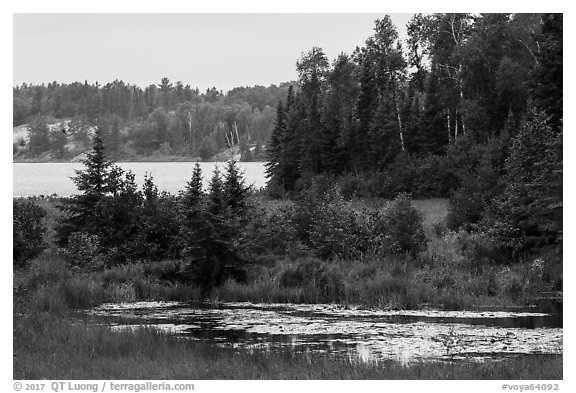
top-left (64, 232), bottom-right (104, 270)
top-left (446, 180), bottom-right (486, 231)
top-left (239, 202), bottom-right (298, 257)
top-left (378, 193), bottom-right (427, 256)
top-left (13, 198), bottom-right (47, 267)
top-left (308, 186), bottom-right (370, 260)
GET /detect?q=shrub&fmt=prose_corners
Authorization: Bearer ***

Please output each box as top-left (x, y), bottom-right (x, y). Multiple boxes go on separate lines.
top-left (13, 198), bottom-right (47, 267)
top-left (378, 193), bottom-right (427, 256)
top-left (64, 232), bottom-right (104, 270)
top-left (239, 203), bottom-right (298, 257)
top-left (446, 181), bottom-right (486, 231)
top-left (308, 186), bottom-right (370, 260)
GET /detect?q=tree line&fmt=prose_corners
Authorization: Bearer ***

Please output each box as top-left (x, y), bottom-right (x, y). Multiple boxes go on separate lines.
top-left (266, 13), bottom-right (562, 190)
top-left (14, 79), bottom-right (291, 161)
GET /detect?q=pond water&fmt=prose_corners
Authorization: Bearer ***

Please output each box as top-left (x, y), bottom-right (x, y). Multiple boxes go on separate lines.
top-left (13, 162), bottom-right (268, 197)
top-left (87, 301), bottom-right (563, 364)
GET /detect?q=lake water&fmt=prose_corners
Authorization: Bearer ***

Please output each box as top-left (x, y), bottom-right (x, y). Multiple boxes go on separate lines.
top-left (13, 162), bottom-right (268, 197)
top-left (87, 301), bottom-right (563, 364)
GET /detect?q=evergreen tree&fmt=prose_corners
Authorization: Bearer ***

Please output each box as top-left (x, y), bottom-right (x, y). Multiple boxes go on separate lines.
top-left (181, 164), bottom-right (247, 294)
top-left (483, 111), bottom-right (562, 258)
top-left (266, 85), bottom-right (301, 191)
top-left (207, 167), bottom-right (226, 216)
top-left (223, 158), bottom-right (249, 213)
top-left (353, 57), bottom-right (378, 171)
top-left (531, 13), bottom-right (563, 130)
top-left (181, 163), bottom-right (204, 208)
top-left (56, 127), bottom-right (124, 246)
top-left (265, 100), bottom-right (286, 180)
top-left (296, 47), bottom-right (329, 175)
top-left (320, 53), bottom-right (358, 174)
top-left (417, 69), bottom-right (450, 154)
top-left (280, 90), bottom-right (304, 190)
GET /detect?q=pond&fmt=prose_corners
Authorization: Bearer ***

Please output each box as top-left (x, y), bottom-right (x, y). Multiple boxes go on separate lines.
top-left (13, 162), bottom-right (268, 197)
top-left (87, 301), bottom-right (563, 364)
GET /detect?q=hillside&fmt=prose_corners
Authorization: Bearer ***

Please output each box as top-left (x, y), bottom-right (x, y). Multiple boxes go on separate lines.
top-left (13, 118), bottom-right (257, 163)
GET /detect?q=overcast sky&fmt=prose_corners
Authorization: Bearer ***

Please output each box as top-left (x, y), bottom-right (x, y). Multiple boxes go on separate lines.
top-left (13, 13), bottom-right (414, 92)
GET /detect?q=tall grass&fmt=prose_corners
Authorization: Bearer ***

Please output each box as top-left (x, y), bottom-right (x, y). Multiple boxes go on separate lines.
top-left (14, 313), bottom-right (562, 380)
top-left (15, 251), bottom-right (202, 313)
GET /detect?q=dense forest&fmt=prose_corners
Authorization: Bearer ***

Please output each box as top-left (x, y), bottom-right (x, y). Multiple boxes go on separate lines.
top-left (266, 13), bottom-right (562, 189)
top-left (13, 79), bottom-right (290, 161)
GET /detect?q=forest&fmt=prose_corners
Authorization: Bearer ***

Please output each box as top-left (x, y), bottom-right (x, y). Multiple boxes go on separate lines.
top-left (13, 79), bottom-right (289, 161)
top-left (13, 13), bottom-right (563, 379)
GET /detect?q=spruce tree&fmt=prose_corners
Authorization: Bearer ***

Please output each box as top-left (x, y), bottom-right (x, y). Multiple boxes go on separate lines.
top-left (181, 162), bottom-right (204, 208)
top-left (483, 111), bottom-right (562, 258)
top-left (265, 100), bottom-right (285, 181)
top-left (207, 167), bottom-right (226, 216)
top-left (181, 164), bottom-right (246, 295)
top-left (57, 127), bottom-right (117, 245)
top-left (223, 158), bottom-right (249, 213)
top-left (531, 13), bottom-right (563, 131)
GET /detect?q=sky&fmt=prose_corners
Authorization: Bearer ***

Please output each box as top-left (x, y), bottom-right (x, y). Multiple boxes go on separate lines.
top-left (13, 13), bottom-right (414, 93)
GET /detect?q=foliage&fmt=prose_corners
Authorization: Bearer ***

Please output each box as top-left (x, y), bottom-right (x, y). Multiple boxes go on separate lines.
top-left (63, 232), bottom-right (104, 270)
top-left (13, 198), bottom-right (47, 267)
top-left (379, 193), bottom-right (427, 256)
top-left (307, 186), bottom-right (370, 260)
top-left (14, 79), bottom-right (290, 161)
top-left (482, 111), bottom-right (562, 259)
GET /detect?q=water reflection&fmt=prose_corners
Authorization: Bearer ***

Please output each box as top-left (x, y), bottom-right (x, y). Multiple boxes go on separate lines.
top-left (88, 301), bottom-right (563, 364)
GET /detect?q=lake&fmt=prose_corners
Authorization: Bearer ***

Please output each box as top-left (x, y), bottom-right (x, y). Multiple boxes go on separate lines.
top-left (87, 301), bottom-right (563, 364)
top-left (13, 162), bottom-right (268, 197)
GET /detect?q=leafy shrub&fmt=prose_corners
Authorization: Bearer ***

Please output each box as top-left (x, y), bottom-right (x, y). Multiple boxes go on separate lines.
top-left (13, 198), bottom-right (47, 267)
top-left (378, 193), bottom-right (427, 256)
top-left (446, 181), bottom-right (486, 231)
top-left (239, 203), bottom-right (298, 257)
top-left (64, 232), bottom-right (104, 270)
top-left (308, 186), bottom-right (370, 259)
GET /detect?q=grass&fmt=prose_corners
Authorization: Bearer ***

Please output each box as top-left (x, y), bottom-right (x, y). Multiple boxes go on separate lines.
top-left (14, 250), bottom-right (203, 313)
top-left (13, 312), bottom-right (562, 380)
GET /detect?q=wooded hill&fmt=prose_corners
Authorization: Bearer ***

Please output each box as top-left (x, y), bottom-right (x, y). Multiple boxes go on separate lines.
top-left (13, 80), bottom-right (291, 162)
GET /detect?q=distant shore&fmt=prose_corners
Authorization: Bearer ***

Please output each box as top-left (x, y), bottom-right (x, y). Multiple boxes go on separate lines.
top-left (13, 156), bottom-right (267, 164)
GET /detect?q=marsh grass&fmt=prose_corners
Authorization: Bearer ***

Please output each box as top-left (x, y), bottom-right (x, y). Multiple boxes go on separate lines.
top-left (13, 312), bottom-right (562, 380)
top-left (14, 251), bottom-right (202, 313)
